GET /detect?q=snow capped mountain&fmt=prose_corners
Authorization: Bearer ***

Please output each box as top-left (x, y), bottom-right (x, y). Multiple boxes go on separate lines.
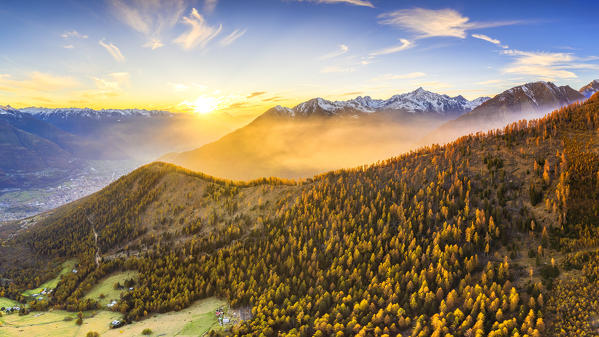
top-left (19, 107), bottom-right (172, 120)
top-left (580, 80), bottom-right (599, 98)
top-left (265, 88), bottom-right (490, 119)
top-left (0, 105), bottom-right (20, 115)
top-left (490, 81), bottom-right (584, 110)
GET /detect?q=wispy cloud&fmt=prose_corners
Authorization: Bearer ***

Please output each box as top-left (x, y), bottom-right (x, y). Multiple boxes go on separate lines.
top-left (320, 44), bottom-right (349, 59)
top-left (63, 44), bottom-right (75, 49)
top-left (204, 0), bottom-right (218, 13)
top-left (369, 39), bottom-right (413, 56)
top-left (293, 0), bottom-right (374, 8)
top-left (378, 8), bottom-right (519, 39)
top-left (99, 40), bottom-right (126, 62)
top-left (0, 72), bottom-right (79, 93)
top-left (247, 91), bottom-right (266, 98)
top-left (501, 50), bottom-right (599, 79)
top-left (174, 8), bottom-right (222, 50)
top-left (472, 34), bottom-right (508, 48)
top-left (219, 29), bottom-right (247, 46)
top-left (61, 30), bottom-right (88, 39)
top-left (81, 72), bottom-right (130, 99)
top-left (370, 72), bottom-right (426, 82)
top-left (321, 65), bottom-right (356, 73)
top-left (476, 79), bottom-right (504, 85)
top-left (110, 0), bottom-right (186, 49)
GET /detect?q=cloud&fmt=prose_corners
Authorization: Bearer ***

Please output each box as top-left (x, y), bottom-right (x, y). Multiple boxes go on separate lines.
top-left (143, 39), bottom-right (164, 50)
top-left (82, 72), bottom-right (130, 99)
top-left (293, 0), bottom-right (374, 7)
top-left (471, 34), bottom-right (499, 45)
top-left (204, 0), bottom-right (218, 13)
top-left (370, 72), bottom-right (426, 81)
top-left (321, 65), bottom-right (356, 73)
top-left (369, 39), bottom-right (413, 56)
top-left (219, 29), bottom-right (247, 46)
top-left (174, 8), bottom-right (222, 50)
top-left (247, 91), bottom-right (266, 99)
top-left (378, 8), bottom-right (519, 39)
top-left (472, 33), bottom-right (508, 49)
top-left (110, 0), bottom-right (186, 49)
top-left (64, 44), bottom-right (75, 49)
top-left (262, 96), bottom-right (283, 102)
top-left (0, 72), bottom-right (79, 93)
top-left (319, 44), bottom-right (349, 60)
top-left (99, 40), bottom-right (126, 62)
top-left (501, 50), bottom-right (599, 79)
top-left (61, 30), bottom-right (88, 39)
top-left (476, 79), bottom-right (504, 85)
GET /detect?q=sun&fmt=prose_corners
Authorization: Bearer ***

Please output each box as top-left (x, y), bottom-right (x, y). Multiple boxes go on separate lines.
top-left (185, 96), bottom-right (220, 114)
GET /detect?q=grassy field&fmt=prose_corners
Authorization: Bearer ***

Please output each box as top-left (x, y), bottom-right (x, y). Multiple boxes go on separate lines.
top-left (0, 310), bottom-right (121, 337)
top-left (0, 297), bottom-right (20, 308)
top-left (83, 271), bottom-right (139, 307)
top-left (0, 297), bottom-right (226, 337)
top-left (22, 259), bottom-right (77, 298)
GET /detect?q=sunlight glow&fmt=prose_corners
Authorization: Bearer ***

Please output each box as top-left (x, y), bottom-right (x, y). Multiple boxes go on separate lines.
top-left (181, 96), bottom-right (220, 114)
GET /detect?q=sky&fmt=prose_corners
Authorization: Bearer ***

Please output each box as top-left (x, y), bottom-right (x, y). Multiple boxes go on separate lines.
top-left (0, 0), bottom-right (598, 117)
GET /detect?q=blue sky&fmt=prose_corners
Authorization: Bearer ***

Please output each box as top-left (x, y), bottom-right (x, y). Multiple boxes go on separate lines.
top-left (0, 0), bottom-right (598, 115)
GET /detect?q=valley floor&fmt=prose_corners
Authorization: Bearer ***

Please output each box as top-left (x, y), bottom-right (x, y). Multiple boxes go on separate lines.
top-left (0, 160), bottom-right (139, 221)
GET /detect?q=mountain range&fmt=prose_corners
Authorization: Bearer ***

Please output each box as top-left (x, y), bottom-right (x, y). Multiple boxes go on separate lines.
top-left (261, 88), bottom-right (489, 120)
top-left (2, 79), bottom-right (597, 188)
top-left (163, 80), bottom-right (598, 180)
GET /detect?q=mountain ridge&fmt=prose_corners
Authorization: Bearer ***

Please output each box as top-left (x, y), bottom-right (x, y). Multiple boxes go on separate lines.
top-left (422, 81), bottom-right (587, 145)
top-left (263, 88), bottom-right (490, 120)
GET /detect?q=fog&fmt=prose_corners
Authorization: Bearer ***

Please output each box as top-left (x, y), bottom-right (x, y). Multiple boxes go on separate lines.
top-left (161, 115), bottom-right (450, 180)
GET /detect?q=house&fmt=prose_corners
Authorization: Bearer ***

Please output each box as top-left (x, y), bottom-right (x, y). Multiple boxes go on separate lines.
top-left (223, 318), bottom-right (230, 324)
top-left (72, 269), bottom-right (78, 273)
top-left (111, 320), bottom-right (123, 328)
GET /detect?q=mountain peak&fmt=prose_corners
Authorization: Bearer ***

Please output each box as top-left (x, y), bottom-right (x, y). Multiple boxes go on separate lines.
top-left (264, 89), bottom-right (489, 120)
top-left (580, 79), bottom-right (599, 98)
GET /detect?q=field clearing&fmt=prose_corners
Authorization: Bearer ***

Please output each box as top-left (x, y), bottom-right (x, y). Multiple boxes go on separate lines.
top-left (101, 297), bottom-right (225, 337)
top-left (83, 270), bottom-right (139, 307)
top-left (22, 259), bottom-right (77, 297)
top-left (0, 309), bottom-right (121, 337)
top-left (0, 297), bottom-right (20, 308)
top-left (0, 297), bottom-right (226, 337)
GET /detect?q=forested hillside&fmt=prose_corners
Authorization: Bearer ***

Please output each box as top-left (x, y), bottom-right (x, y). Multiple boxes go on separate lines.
top-left (1, 94), bottom-right (599, 336)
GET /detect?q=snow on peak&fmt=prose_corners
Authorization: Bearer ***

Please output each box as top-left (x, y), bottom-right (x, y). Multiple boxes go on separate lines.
top-left (19, 107), bottom-right (173, 120)
top-left (271, 89), bottom-right (489, 118)
top-left (0, 105), bottom-right (23, 116)
top-left (580, 79), bottom-right (599, 98)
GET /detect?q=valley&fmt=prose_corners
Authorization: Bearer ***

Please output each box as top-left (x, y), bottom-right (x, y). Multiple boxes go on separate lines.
top-left (0, 160), bottom-right (139, 221)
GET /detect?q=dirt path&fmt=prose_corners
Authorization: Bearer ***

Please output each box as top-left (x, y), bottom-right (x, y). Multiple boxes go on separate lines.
top-left (87, 216), bottom-right (100, 268)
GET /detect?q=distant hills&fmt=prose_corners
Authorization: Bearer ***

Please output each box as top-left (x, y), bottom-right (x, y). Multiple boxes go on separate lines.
top-left (0, 106), bottom-right (238, 188)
